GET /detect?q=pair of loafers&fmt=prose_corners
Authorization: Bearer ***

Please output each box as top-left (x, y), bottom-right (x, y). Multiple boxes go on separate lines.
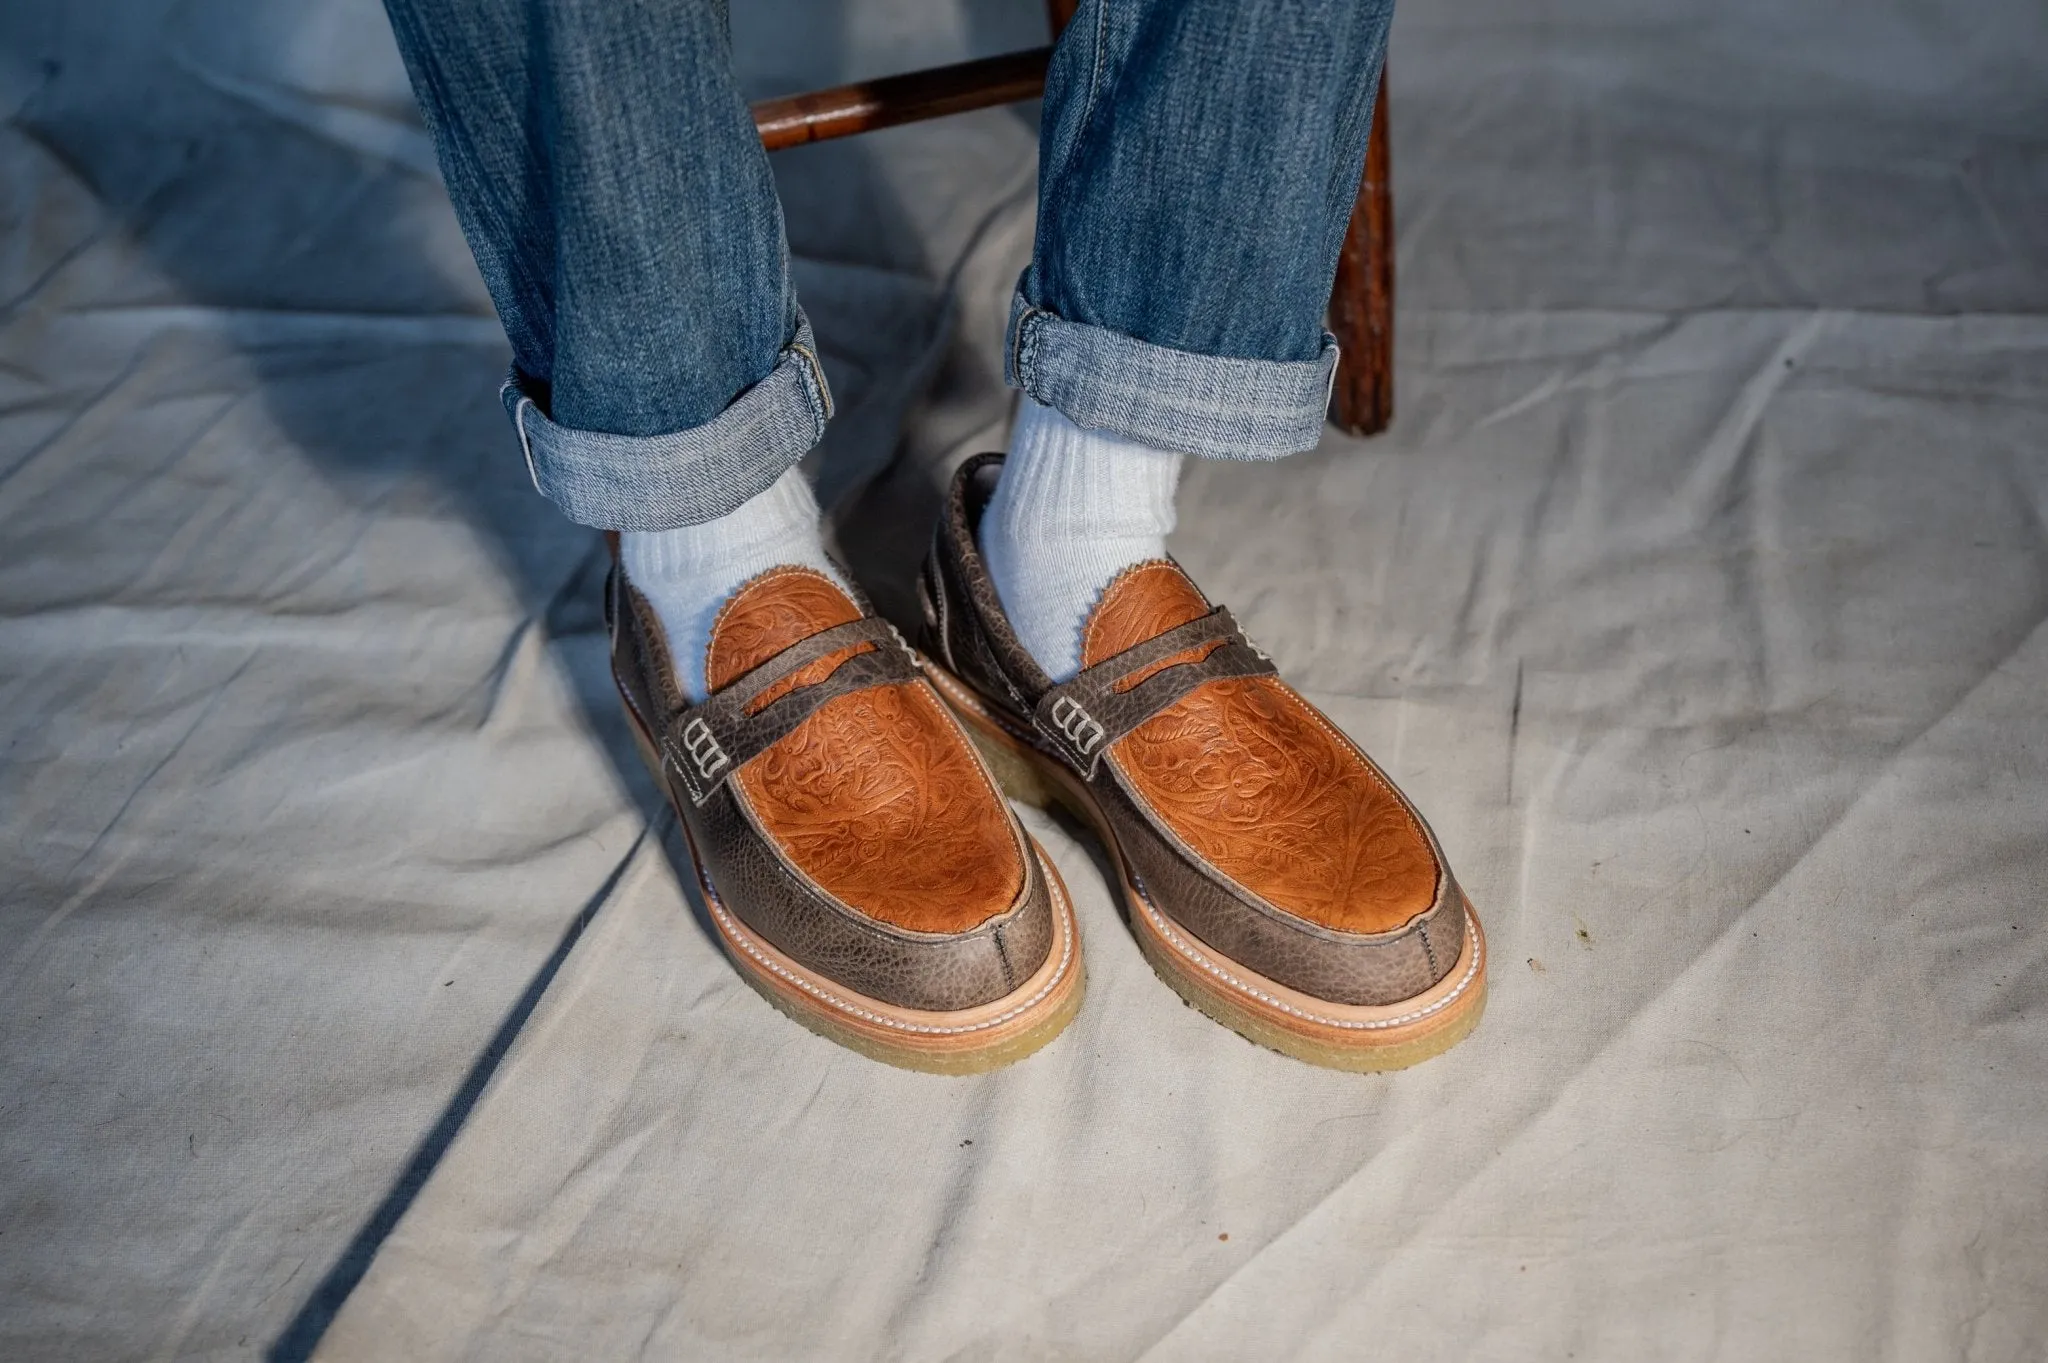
top-left (610, 454), bottom-right (1486, 1074)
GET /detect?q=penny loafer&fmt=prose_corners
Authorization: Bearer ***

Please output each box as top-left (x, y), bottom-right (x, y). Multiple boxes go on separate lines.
top-left (917, 454), bottom-right (1485, 1071)
top-left (608, 553), bottom-right (1084, 1073)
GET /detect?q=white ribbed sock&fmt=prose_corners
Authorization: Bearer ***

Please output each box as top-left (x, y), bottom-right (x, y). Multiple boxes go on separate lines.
top-left (981, 395), bottom-right (1185, 682)
top-left (620, 466), bottom-right (848, 700)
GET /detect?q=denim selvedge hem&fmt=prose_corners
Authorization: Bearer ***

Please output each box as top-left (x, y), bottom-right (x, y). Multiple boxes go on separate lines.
top-left (1004, 290), bottom-right (1340, 461)
top-left (499, 314), bottom-right (834, 531)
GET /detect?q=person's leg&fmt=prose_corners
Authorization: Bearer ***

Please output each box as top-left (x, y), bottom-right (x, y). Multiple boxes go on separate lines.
top-left (383, 1), bottom-right (1088, 1069)
top-left (919, 0), bottom-right (1485, 1072)
top-left (382, 0), bottom-right (842, 695)
top-left (982, 0), bottom-right (1395, 678)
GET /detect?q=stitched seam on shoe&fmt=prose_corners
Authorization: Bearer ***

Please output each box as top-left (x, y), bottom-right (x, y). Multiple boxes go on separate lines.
top-left (992, 926), bottom-right (1016, 991)
top-left (960, 585), bottom-right (1037, 718)
top-left (704, 864), bottom-right (1076, 1035)
top-left (989, 643), bottom-right (1033, 717)
top-left (949, 499), bottom-right (1047, 718)
top-left (1136, 884), bottom-right (1482, 1030)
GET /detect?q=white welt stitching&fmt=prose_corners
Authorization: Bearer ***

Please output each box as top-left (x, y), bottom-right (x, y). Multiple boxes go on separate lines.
top-left (702, 870), bottom-right (1075, 1036)
top-left (1137, 886), bottom-right (1482, 1031)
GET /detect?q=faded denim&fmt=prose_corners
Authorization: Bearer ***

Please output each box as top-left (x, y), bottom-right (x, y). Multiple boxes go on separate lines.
top-left (385, 0), bottom-right (1393, 527)
top-left (501, 316), bottom-right (832, 531)
top-left (1006, 296), bottom-right (1340, 461)
top-left (1015, 0), bottom-right (1393, 458)
top-left (384, 0), bottom-right (816, 530)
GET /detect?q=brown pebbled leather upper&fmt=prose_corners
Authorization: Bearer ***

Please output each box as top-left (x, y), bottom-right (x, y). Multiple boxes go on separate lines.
top-left (1085, 563), bottom-right (1441, 937)
top-left (919, 453), bottom-right (1470, 1005)
top-left (708, 568), bottom-right (1024, 936)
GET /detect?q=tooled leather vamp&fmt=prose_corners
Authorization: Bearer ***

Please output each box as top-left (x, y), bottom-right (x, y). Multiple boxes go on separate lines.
top-left (708, 568), bottom-right (1025, 937)
top-left (1084, 562), bottom-right (1440, 937)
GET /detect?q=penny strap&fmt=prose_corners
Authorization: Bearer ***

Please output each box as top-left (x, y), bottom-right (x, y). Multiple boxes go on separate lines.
top-left (1031, 607), bottom-right (1276, 776)
top-left (662, 616), bottom-right (918, 805)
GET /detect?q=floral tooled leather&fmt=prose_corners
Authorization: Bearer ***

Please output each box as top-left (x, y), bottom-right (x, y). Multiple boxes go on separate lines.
top-left (1086, 562), bottom-right (1439, 936)
top-left (708, 568), bottom-right (1024, 936)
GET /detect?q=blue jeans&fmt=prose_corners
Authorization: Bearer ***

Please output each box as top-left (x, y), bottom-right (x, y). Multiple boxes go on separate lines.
top-left (383, 0), bottom-right (1394, 531)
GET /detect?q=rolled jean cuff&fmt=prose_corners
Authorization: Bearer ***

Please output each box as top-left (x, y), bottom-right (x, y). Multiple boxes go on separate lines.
top-left (499, 314), bottom-right (834, 531)
top-left (1004, 291), bottom-right (1338, 460)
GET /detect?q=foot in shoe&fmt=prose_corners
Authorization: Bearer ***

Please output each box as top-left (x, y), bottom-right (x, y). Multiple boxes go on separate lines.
top-left (922, 454), bottom-right (1487, 1072)
top-left (608, 552), bottom-right (1086, 1073)
top-left (620, 466), bottom-right (849, 700)
top-left (979, 395), bottom-right (1184, 682)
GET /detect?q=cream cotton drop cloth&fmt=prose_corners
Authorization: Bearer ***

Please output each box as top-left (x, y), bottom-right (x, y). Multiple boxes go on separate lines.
top-left (1, 1), bottom-right (2043, 1359)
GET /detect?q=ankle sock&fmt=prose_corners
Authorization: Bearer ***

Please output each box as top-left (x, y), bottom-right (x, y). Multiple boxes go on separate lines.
top-left (980, 395), bottom-right (1185, 682)
top-left (620, 466), bottom-right (848, 700)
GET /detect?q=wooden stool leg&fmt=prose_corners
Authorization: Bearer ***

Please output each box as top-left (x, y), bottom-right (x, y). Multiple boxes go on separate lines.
top-left (1329, 72), bottom-right (1394, 437)
top-left (1046, 0), bottom-right (1078, 37)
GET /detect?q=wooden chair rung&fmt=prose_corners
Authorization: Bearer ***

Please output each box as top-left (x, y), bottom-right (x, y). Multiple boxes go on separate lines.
top-left (751, 14), bottom-right (1393, 439)
top-left (752, 48), bottom-right (1052, 152)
